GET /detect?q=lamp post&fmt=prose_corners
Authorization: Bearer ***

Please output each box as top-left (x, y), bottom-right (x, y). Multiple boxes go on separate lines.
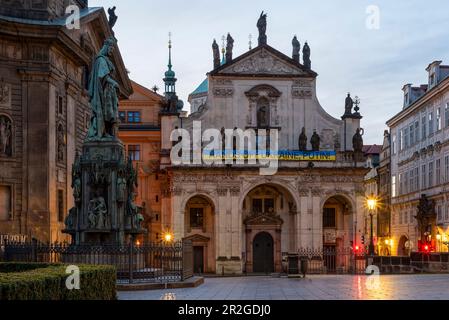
top-left (366, 196), bottom-right (377, 256)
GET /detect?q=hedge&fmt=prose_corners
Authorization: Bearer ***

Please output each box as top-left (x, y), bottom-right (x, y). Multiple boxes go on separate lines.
top-left (0, 263), bottom-right (117, 300)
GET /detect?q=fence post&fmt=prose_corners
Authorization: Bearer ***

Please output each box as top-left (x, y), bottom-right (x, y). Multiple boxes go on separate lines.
top-left (129, 239), bottom-right (134, 284)
top-left (32, 238), bottom-right (38, 262)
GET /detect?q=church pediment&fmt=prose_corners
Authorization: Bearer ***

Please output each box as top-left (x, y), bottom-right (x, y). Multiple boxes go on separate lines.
top-left (210, 45), bottom-right (317, 77)
top-left (244, 213), bottom-right (283, 226)
top-left (184, 234), bottom-right (211, 242)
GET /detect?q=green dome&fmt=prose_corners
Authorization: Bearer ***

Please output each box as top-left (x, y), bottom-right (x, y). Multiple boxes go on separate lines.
top-left (165, 69), bottom-right (175, 79)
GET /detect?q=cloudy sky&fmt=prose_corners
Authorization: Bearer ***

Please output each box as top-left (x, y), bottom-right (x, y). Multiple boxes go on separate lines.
top-left (90, 0), bottom-right (449, 144)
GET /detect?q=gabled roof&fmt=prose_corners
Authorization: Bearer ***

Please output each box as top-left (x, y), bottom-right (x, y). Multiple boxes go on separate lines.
top-left (129, 80), bottom-right (164, 101)
top-left (209, 44), bottom-right (318, 78)
top-left (363, 145), bottom-right (382, 155)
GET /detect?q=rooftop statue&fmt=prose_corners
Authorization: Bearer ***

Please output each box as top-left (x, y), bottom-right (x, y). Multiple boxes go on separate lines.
top-left (257, 11), bottom-right (268, 46)
top-left (86, 37), bottom-right (120, 141)
top-left (303, 42), bottom-right (311, 69)
top-left (298, 127), bottom-right (307, 151)
top-left (108, 7), bottom-right (118, 31)
top-left (226, 33), bottom-right (234, 63)
top-left (352, 128), bottom-right (364, 153)
top-left (292, 35), bottom-right (300, 63)
top-left (212, 39), bottom-right (220, 69)
top-left (310, 130), bottom-right (320, 151)
top-left (345, 93), bottom-right (354, 115)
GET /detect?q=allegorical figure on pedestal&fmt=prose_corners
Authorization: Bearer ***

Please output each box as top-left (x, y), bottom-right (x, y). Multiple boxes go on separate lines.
top-left (298, 127), bottom-right (308, 151)
top-left (87, 37), bottom-right (120, 141)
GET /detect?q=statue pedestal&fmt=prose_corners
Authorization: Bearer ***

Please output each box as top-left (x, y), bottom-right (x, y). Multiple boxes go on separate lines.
top-left (63, 139), bottom-right (145, 245)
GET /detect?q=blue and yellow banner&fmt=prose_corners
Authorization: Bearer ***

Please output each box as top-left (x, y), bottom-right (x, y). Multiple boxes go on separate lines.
top-left (203, 150), bottom-right (337, 161)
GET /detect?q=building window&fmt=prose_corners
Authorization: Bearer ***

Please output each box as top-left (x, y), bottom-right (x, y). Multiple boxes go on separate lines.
top-left (445, 103), bottom-right (449, 128)
top-left (58, 96), bottom-right (64, 115)
top-left (58, 190), bottom-right (64, 223)
top-left (190, 208), bottom-right (204, 228)
top-left (392, 134), bottom-right (397, 155)
top-left (404, 127), bottom-right (409, 149)
top-left (399, 211), bottom-right (403, 225)
top-left (127, 111), bottom-right (141, 123)
top-left (421, 164), bottom-right (427, 189)
top-left (446, 155), bottom-right (449, 183)
top-left (128, 145), bottom-right (141, 161)
top-left (0, 185), bottom-right (11, 221)
top-left (391, 175), bottom-right (397, 198)
top-left (436, 159), bottom-right (441, 185)
top-left (119, 111), bottom-right (126, 123)
top-left (155, 195), bottom-right (159, 203)
top-left (252, 199), bottom-right (263, 213)
top-left (437, 206), bottom-right (442, 222)
top-left (414, 120), bottom-right (419, 143)
top-left (155, 214), bottom-right (159, 221)
top-left (445, 206), bottom-right (449, 221)
top-left (404, 93), bottom-right (409, 106)
top-left (264, 199), bottom-right (275, 213)
top-left (437, 108), bottom-right (442, 131)
top-left (422, 114), bottom-right (427, 140)
top-left (409, 124), bottom-right (414, 146)
top-left (323, 208), bottom-right (336, 228)
top-left (428, 161), bottom-right (434, 188)
top-left (404, 210), bottom-right (408, 224)
top-left (404, 172), bottom-right (409, 194)
top-left (430, 73), bottom-right (436, 86)
top-left (429, 112), bottom-right (434, 135)
top-left (414, 167), bottom-right (419, 191)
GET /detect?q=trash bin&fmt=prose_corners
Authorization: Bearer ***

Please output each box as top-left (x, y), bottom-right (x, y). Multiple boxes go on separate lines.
top-left (300, 256), bottom-right (309, 277)
top-left (287, 254), bottom-right (299, 274)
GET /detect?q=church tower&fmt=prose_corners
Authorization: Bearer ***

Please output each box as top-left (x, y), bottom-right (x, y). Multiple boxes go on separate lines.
top-left (0, 0), bottom-right (88, 20)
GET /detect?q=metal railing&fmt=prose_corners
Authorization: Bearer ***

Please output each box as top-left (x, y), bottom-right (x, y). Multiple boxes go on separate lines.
top-left (4, 240), bottom-right (194, 284)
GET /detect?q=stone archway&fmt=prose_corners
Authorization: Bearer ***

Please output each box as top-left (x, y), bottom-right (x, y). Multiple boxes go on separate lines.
top-left (322, 195), bottom-right (354, 272)
top-left (242, 183), bottom-right (296, 273)
top-left (183, 195), bottom-right (216, 273)
top-left (398, 235), bottom-right (410, 256)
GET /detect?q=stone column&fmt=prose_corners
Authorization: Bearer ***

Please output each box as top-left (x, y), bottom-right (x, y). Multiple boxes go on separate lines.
top-left (312, 188), bottom-right (322, 249)
top-left (172, 191), bottom-right (184, 242)
top-left (299, 190), bottom-right (311, 248)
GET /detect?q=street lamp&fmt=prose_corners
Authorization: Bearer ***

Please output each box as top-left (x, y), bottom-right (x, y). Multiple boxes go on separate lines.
top-left (366, 195), bottom-right (378, 256)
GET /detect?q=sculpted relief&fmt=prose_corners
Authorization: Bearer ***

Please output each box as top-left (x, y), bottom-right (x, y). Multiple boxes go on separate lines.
top-left (0, 83), bottom-right (11, 107)
top-left (224, 49), bottom-right (303, 75)
top-left (0, 115), bottom-right (12, 157)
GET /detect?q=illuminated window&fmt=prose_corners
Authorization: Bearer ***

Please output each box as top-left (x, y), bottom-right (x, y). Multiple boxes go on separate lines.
top-left (391, 175), bottom-right (397, 198)
top-left (429, 112), bottom-right (434, 135)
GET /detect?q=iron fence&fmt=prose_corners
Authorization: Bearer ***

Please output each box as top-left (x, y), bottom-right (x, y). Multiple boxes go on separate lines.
top-left (290, 248), bottom-right (367, 275)
top-left (3, 240), bottom-right (193, 284)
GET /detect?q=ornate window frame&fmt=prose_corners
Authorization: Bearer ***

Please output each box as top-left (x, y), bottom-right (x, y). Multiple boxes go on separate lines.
top-left (244, 84), bottom-right (282, 127)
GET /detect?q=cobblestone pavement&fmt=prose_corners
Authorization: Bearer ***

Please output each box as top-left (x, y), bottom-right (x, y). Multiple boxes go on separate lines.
top-left (118, 275), bottom-right (449, 300)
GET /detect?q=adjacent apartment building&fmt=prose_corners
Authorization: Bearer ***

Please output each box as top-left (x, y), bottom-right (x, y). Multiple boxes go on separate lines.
top-left (387, 60), bottom-right (449, 255)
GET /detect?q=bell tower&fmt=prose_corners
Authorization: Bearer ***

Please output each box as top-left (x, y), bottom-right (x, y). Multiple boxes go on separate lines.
top-left (0, 0), bottom-right (88, 20)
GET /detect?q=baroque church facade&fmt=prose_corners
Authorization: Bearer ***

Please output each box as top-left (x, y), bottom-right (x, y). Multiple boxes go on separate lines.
top-left (159, 15), bottom-right (369, 274)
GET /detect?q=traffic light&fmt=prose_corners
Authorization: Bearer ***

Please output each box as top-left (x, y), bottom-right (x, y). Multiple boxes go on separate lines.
top-left (361, 235), bottom-right (365, 245)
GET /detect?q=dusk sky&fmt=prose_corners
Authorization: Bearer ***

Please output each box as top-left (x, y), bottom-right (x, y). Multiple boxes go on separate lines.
top-left (90, 0), bottom-right (449, 144)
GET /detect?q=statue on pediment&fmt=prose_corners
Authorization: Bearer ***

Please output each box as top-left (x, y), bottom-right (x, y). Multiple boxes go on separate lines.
top-left (292, 36), bottom-right (300, 63)
top-left (212, 39), bottom-right (220, 69)
top-left (303, 42), bottom-right (311, 69)
top-left (226, 33), bottom-right (234, 62)
top-left (108, 7), bottom-right (118, 31)
top-left (257, 11), bottom-right (268, 46)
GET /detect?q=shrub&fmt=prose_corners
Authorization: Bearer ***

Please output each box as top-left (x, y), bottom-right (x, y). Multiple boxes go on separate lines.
top-left (0, 263), bottom-right (117, 300)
